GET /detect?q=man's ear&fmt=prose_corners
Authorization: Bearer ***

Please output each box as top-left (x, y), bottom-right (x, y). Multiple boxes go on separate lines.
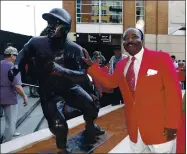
top-left (141, 40), bottom-right (144, 47)
top-left (10, 55), bottom-right (14, 59)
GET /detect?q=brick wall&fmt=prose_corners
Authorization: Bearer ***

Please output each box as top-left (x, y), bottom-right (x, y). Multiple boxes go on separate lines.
top-left (157, 1), bottom-right (168, 34)
top-left (145, 1), bottom-right (168, 34)
top-left (123, 0), bottom-right (136, 32)
top-left (63, 1), bottom-right (76, 32)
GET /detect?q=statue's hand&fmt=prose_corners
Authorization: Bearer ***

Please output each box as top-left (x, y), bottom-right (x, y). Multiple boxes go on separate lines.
top-left (8, 66), bottom-right (19, 82)
top-left (82, 48), bottom-right (93, 67)
top-left (44, 61), bottom-right (55, 74)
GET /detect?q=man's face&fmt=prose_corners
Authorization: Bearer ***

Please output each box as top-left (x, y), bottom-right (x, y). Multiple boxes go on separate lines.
top-left (95, 54), bottom-right (100, 59)
top-left (114, 50), bottom-right (121, 56)
top-left (11, 54), bottom-right (17, 63)
top-left (123, 28), bottom-right (143, 56)
top-left (171, 57), bottom-right (176, 62)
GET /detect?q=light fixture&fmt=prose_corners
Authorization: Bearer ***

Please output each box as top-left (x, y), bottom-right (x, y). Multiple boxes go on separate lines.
top-left (136, 19), bottom-right (145, 33)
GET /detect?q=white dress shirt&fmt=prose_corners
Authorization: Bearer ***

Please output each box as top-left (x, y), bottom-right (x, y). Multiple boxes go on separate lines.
top-left (173, 62), bottom-right (178, 69)
top-left (124, 48), bottom-right (144, 89)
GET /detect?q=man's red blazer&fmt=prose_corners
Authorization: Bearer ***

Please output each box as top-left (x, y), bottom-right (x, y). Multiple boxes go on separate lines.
top-left (88, 48), bottom-right (182, 144)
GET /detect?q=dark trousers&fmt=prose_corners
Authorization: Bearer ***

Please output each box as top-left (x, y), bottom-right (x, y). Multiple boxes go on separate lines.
top-left (40, 85), bottom-right (98, 149)
top-left (111, 88), bottom-right (123, 105)
top-left (0, 106), bottom-right (3, 117)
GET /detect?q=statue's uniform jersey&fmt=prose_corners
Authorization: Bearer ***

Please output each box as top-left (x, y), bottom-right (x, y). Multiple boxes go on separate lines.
top-left (17, 36), bottom-right (86, 96)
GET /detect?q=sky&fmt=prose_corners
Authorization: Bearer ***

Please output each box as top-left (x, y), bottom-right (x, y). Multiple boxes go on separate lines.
top-left (1, 1), bottom-right (63, 36)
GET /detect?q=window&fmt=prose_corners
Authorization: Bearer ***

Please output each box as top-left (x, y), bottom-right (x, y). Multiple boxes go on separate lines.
top-left (101, 20), bottom-right (107, 23)
top-left (76, 0), bottom-right (99, 23)
top-left (116, 2), bottom-right (120, 6)
top-left (136, 0), bottom-right (145, 22)
top-left (101, 1), bottom-right (123, 24)
top-left (76, 0), bottom-right (123, 24)
top-left (101, 0), bottom-right (106, 6)
top-left (77, 18), bottom-right (81, 23)
top-left (101, 10), bottom-right (106, 15)
top-left (97, 10), bottom-right (99, 15)
top-left (136, 1), bottom-right (144, 7)
top-left (77, 0), bottom-right (81, 5)
top-left (136, 7), bottom-right (144, 16)
top-left (77, 8), bottom-right (81, 14)
top-left (92, 10), bottom-right (94, 15)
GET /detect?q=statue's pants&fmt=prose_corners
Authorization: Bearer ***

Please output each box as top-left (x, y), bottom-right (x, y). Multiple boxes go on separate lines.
top-left (40, 85), bottom-right (99, 149)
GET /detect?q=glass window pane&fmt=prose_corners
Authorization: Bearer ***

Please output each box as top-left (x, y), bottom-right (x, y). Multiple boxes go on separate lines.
top-left (105, 1), bottom-right (123, 6)
top-left (109, 5), bottom-right (122, 13)
top-left (77, 0), bottom-right (81, 4)
top-left (136, 16), bottom-right (144, 22)
top-left (81, 0), bottom-right (92, 5)
top-left (77, 4), bottom-right (81, 8)
top-left (76, 0), bottom-right (123, 24)
top-left (101, 0), bottom-right (106, 6)
top-left (136, 1), bottom-right (144, 7)
top-left (91, 0), bottom-right (99, 6)
top-left (76, 8), bottom-right (80, 14)
top-left (101, 20), bottom-right (107, 23)
top-left (136, 7), bottom-right (144, 16)
top-left (77, 14), bottom-right (81, 18)
top-left (78, 14), bottom-right (99, 23)
top-left (76, 0), bottom-right (99, 23)
top-left (100, 1), bottom-right (123, 23)
top-left (101, 14), bottom-right (122, 24)
top-left (81, 5), bottom-right (93, 14)
top-left (77, 18), bottom-right (81, 23)
top-left (101, 10), bottom-right (107, 15)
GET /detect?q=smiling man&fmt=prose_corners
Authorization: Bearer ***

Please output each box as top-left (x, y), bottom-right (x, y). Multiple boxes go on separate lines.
top-left (82, 27), bottom-right (182, 153)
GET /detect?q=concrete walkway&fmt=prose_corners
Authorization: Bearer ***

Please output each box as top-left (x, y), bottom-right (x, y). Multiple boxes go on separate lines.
top-left (0, 87), bottom-right (40, 138)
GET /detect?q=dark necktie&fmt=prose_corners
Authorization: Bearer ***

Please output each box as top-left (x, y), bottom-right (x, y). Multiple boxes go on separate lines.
top-left (126, 56), bottom-right (136, 95)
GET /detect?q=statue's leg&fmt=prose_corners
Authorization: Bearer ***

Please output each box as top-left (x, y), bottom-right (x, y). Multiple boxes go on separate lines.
top-left (63, 85), bottom-right (105, 144)
top-left (40, 96), bottom-right (68, 150)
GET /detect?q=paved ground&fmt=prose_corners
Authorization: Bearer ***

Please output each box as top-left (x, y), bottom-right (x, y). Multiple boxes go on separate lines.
top-left (1, 89), bottom-right (185, 144)
top-left (18, 107), bottom-right (128, 153)
top-left (0, 87), bottom-right (40, 139)
top-left (15, 103), bottom-right (44, 138)
top-left (16, 90), bottom-right (187, 153)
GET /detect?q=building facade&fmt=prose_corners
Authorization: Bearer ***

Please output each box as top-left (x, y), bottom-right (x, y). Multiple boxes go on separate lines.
top-left (63, 0), bottom-right (185, 60)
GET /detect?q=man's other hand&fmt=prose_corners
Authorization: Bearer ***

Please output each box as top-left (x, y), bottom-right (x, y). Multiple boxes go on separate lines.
top-left (163, 128), bottom-right (177, 141)
top-left (23, 95), bottom-right (28, 106)
top-left (82, 48), bottom-right (93, 66)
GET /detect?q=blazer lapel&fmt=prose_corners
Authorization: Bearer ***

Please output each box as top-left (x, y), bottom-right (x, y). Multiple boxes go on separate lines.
top-left (118, 57), bottom-right (128, 74)
top-left (117, 57), bottom-right (129, 88)
top-left (118, 57), bottom-right (136, 102)
top-left (135, 48), bottom-right (150, 93)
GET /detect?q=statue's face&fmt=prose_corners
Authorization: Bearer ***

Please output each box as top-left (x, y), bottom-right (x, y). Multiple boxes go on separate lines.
top-left (47, 17), bottom-right (68, 39)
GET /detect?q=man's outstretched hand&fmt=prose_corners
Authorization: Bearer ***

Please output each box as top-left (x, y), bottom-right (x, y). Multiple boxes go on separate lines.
top-left (82, 48), bottom-right (93, 66)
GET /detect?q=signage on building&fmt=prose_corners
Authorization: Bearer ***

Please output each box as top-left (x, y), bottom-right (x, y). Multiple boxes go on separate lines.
top-left (88, 34), bottom-right (111, 43)
top-left (100, 34), bottom-right (111, 43)
top-left (88, 34), bottom-right (98, 43)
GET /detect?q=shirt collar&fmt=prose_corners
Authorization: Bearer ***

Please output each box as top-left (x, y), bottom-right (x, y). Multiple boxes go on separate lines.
top-left (129, 47), bottom-right (144, 61)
